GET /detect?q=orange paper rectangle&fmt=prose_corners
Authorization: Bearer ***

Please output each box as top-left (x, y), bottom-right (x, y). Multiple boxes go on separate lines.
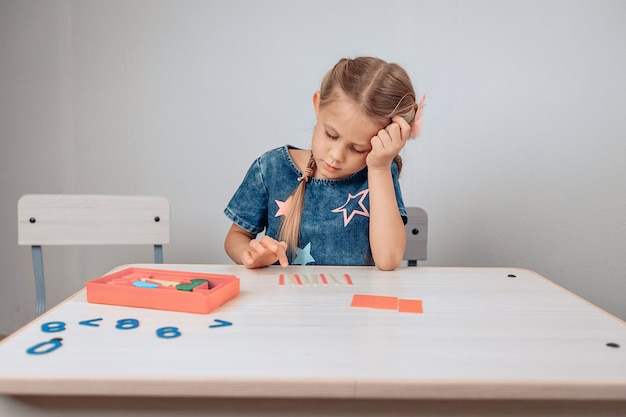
top-left (398, 299), bottom-right (423, 313)
top-left (373, 296), bottom-right (399, 310)
top-left (351, 294), bottom-right (376, 308)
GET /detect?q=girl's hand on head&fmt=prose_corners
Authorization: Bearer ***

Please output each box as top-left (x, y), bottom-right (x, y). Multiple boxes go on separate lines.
top-left (241, 235), bottom-right (289, 269)
top-left (366, 116), bottom-right (411, 171)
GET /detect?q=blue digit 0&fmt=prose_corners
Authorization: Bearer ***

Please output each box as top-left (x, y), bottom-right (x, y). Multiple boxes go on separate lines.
top-left (26, 338), bottom-right (63, 355)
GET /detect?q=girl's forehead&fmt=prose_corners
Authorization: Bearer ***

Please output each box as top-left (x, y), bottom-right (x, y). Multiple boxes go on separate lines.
top-left (320, 97), bottom-right (381, 136)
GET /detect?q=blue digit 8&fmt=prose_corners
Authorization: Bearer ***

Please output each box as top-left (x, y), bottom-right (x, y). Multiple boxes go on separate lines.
top-left (41, 321), bottom-right (66, 333)
top-left (116, 318), bottom-right (140, 330)
top-left (156, 326), bottom-right (181, 339)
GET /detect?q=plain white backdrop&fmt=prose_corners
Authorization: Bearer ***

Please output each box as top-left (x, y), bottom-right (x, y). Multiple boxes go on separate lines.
top-left (1, 0), bottom-right (625, 334)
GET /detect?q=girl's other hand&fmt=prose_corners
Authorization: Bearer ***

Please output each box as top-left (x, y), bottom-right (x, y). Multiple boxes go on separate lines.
top-left (366, 116), bottom-right (411, 171)
top-left (241, 235), bottom-right (289, 269)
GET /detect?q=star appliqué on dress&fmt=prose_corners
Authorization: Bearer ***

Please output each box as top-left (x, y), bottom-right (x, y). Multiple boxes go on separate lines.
top-left (274, 196), bottom-right (292, 217)
top-left (292, 242), bottom-right (315, 265)
top-left (331, 189), bottom-right (370, 227)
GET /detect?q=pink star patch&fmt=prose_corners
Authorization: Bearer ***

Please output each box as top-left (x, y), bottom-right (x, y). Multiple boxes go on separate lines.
top-left (275, 196), bottom-right (292, 217)
top-left (331, 189), bottom-right (370, 227)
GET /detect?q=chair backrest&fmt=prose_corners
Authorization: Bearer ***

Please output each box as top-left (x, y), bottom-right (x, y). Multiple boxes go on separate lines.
top-left (403, 207), bottom-right (428, 266)
top-left (18, 194), bottom-right (170, 316)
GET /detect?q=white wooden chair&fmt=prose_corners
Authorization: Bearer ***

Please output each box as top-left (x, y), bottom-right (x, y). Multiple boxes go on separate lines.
top-left (403, 207), bottom-right (428, 266)
top-left (18, 194), bottom-right (170, 317)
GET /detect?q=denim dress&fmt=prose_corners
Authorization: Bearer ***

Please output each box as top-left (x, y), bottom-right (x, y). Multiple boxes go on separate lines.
top-left (224, 145), bottom-right (407, 266)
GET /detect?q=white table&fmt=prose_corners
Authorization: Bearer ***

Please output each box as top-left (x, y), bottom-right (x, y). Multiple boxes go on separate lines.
top-left (1, 265), bottom-right (625, 416)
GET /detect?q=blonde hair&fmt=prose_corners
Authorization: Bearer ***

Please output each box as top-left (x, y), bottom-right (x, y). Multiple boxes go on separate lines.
top-left (279, 56), bottom-right (418, 255)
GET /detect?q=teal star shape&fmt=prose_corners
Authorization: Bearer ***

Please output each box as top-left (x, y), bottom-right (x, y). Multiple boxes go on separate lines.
top-left (293, 242), bottom-right (315, 265)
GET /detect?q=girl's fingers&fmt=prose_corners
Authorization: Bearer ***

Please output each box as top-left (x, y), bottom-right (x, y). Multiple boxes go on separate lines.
top-left (390, 116), bottom-right (411, 141)
top-left (274, 241), bottom-right (289, 267)
top-left (241, 250), bottom-right (255, 268)
top-left (248, 239), bottom-right (266, 256)
top-left (258, 236), bottom-right (290, 267)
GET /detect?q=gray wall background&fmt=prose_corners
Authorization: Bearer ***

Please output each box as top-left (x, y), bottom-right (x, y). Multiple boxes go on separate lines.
top-left (1, 0), bottom-right (625, 334)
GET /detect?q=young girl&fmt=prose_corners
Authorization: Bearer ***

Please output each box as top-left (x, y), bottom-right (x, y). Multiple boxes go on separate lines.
top-left (224, 56), bottom-right (424, 271)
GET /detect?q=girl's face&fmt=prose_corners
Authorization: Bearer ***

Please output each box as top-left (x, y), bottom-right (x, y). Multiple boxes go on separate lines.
top-left (311, 91), bottom-right (382, 180)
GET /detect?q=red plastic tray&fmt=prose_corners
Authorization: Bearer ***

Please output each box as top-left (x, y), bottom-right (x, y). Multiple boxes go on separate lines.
top-left (86, 267), bottom-right (240, 314)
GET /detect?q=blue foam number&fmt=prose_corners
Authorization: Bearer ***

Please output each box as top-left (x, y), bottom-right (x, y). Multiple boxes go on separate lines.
top-left (116, 318), bottom-right (140, 330)
top-left (41, 321), bottom-right (66, 333)
top-left (156, 326), bottom-right (181, 339)
top-left (26, 337), bottom-right (63, 355)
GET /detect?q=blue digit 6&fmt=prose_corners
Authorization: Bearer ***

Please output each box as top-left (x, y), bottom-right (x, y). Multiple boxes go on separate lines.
top-left (156, 326), bottom-right (181, 339)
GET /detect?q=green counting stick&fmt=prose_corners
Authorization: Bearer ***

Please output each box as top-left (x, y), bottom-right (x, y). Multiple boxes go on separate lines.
top-left (176, 279), bottom-right (210, 292)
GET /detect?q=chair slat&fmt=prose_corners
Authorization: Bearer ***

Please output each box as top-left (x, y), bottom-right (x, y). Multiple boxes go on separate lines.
top-left (18, 194), bottom-right (170, 246)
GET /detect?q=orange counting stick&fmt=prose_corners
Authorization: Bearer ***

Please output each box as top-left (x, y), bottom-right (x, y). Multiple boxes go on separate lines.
top-left (293, 274), bottom-right (303, 286)
top-left (319, 274), bottom-right (328, 285)
top-left (279, 274), bottom-right (285, 286)
top-left (344, 274), bottom-right (353, 286)
top-left (142, 277), bottom-right (182, 287)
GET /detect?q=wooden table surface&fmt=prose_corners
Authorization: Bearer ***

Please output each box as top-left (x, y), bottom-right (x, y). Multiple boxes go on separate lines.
top-left (0, 264), bottom-right (625, 410)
